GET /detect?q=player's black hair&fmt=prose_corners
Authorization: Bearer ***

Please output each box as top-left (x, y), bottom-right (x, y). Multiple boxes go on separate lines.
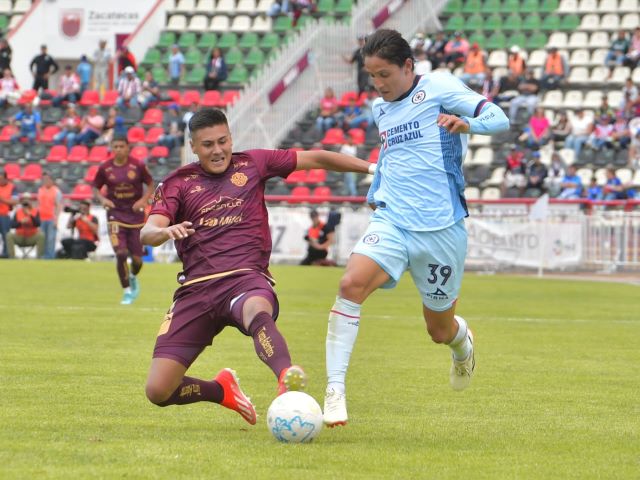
top-left (111, 134), bottom-right (129, 144)
top-left (361, 28), bottom-right (414, 69)
top-left (189, 108), bottom-right (228, 136)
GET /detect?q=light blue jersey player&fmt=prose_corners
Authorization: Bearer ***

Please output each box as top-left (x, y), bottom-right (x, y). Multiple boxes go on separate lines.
top-left (324, 29), bottom-right (509, 427)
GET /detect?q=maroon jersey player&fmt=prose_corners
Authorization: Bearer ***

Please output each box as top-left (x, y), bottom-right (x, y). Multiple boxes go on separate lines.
top-left (140, 108), bottom-right (374, 425)
top-left (93, 135), bottom-right (154, 305)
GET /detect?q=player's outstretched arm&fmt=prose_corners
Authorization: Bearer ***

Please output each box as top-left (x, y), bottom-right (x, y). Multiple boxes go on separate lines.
top-left (140, 214), bottom-right (195, 246)
top-left (295, 150), bottom-right (375, 174)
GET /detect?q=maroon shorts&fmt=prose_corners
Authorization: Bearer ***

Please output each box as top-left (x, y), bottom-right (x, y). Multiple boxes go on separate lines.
top-left (108, 222), bottom-right (144, 257)
top-left (153, 271), bottom-right (279, 367)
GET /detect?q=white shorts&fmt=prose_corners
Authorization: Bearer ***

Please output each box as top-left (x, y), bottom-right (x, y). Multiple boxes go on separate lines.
top-left (352, 219), bottom-right (467, 311)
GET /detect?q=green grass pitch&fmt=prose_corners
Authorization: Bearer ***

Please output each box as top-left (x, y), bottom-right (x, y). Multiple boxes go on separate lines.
top-left (1, 261), bottom-right (638, 479)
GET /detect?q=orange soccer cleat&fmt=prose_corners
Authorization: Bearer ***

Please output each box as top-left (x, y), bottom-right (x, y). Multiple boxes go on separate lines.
top-left (214, 368), bottom-right (257, 425)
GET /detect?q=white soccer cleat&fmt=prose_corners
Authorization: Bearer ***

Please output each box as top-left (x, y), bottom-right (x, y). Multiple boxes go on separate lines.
top-left (323, 388), bottom-right (348, 427)
top-left (450, 330), bottom-right (475, 391)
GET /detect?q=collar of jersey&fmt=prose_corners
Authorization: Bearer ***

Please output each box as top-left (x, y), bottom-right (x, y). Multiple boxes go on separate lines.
top-left (391, 74), bottom-right (421, 102)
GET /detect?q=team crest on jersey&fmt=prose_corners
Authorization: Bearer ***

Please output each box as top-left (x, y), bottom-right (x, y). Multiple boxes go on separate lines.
top-left (412, 90), bottom-right (426, 104)
top-left (363, 233), bottom-right (380, 245)
top-left (127, 170), bottom-right (137, 180)
top-left (231, 172), bottom-right (248, 187)
top-left (152, 183), bottom-right (163, 203)
top-left (380, 131), bottom-right (388, 151)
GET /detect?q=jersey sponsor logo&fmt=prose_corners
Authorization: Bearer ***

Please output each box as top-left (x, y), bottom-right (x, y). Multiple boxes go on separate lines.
top-left (363, 233), bottom-right (380, 245)
top-left (380, 121), bottom-right (424, 150)
top-left (411, 90), bottom-right (426, 104)
top-left (425, 287), bottom-right (448, 299)
top-left (200, 196), bottom-right (244, 214)
top-left (231, 172), bottom-right (248, 187)
top-left (199, 214), bottom-right (243, 228)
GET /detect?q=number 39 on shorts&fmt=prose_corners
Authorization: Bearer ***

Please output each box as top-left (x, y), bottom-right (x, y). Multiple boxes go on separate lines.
top-left (427, 263), bottom-right (452, 285)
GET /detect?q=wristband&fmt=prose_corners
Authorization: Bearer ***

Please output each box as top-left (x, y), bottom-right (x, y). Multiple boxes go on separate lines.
top-left (368, 163), bottom-right (377, 175)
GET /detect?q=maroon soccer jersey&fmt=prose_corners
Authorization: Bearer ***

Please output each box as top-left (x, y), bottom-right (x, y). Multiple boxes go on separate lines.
top-left (150, 149), bottom-right (296, 283)
top-left (93, 156), bottom-right (153, 225)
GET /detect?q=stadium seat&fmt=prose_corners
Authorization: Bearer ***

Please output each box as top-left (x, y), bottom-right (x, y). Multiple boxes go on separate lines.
top-left (488, 50), bottom-right (507, 68)
top-left (184, 48), bottom-right (203, 67)
top-left (67, 145), bottom-right (89, 162)
top-left (311, 186), bottom-right (332, 203)
top-left (145, 127), bottom-right (164, 144)
top-left (227, 65), bottom-right (248, 84)
top-left (84, 165), bottom-right (99, 183)
top-left (150, 146), bottom-right (170, 160)
top-left (210, 15), bottom-right (230, 32)
top-left (100, 90), bottom-right (118, 107)
top-left (197, 32), bottom-right (217, 50)
top-left (481, 187), bottom-right (500, 200)
top-left (469, 147), bottom-right (493, 166)
top-left (252, 14), bottom-right (272, 33)
top-left (580, 13), bottom-right (600, 31)
top-left (558, 0), bottom-right (578, 11)
top-left (40, 125), bottom-right (60, 143)
top-left (558, 148), bottom-right (576, 166)
top-left (3, 162), bottom-right (20, 180)
top-left (285, 170), bottom-right (307, 184)
top-left (142, 48), bottom-right (161, 67)
top-left (69, 183), bottom-right (93, 200)
top-left (273, 15), bottom-right (292, 33)
top-left (568, 67), bottom-right (590, 84)
top-left (185, 66), bottom-right (206, 85)
top-left (167, 15), bottom-right (187, 31)
top-left (621, 13), bottom-right (639, 30)
top-left (548, 32), bottom-right (568, 48)
top-left (569, 49), bottom-right (590, 66)
top-left (244, 47), bottom-right (265, 67)
top-left (79, 90), bottom-right (100, 107)
top-left (176, 0), bottom-right (195, 11)
top-left (88, 145), bottom-right (110, 163)
top-left (219, 90), bottom-right (240, 107)
top-left (46, 145), bottom-right (68, 162)
top-left (306, 169), bottom-right (327, 184)
top-left (464, 186), bottom-right (480, 199)
top-left (141, 108), bottom-right (163, 126)
top-left (0, 124), bottom-right (17, 142)
top-left (542, 90), bottom-right (563, 108)
top-left (188, 15), bottom-right (209, 31)
top-left (578, 0), bottom-right (598, 11)
top-left (589, 32), bottom-right (610, 49)
top-left (130, 146), bottom-right (149, 162)
top-left (160, 89), bottom-right (181, 106)
top-left (237, 0), bottom-right (256, 12)
top-left (201, 90), bottom-right (222, 107)
top-left (563, 90), bottom-right (584, 109)
top-left (158, 31), bottom-right (176, 49)
top-left (289, 186), bottom-right (311, 203)
top-left (347, 128), bottom-right (365, 145)
top-left (196, 0), bottom-right (215, 11)
top-left (127, 127), bottom-right (146, 144)
top-left (239, 32), bottom-right (259, 49)
top-left (231, 15), bottom-right (252, 32)
top-left (225, 47), bottom-right (243, 67)
top-left (368, 147), bottom-right (380, 163)
top-left (619, 0), bottom-right (638, 12)
top-left (600, 13), bottom-right (621, 30)
top-left (321, 128), bottom-right (346, 145)
top-left (180, 90), bottom-right (201, 107)
top-left (21, 164), bottom-right (42, 182)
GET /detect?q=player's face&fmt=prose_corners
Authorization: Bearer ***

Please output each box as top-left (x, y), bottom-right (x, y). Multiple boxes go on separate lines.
top-left (191, 124), bottom-right (233, 175)
top-left (111, 140), bottom-right (130, 162)
top-left (364, 56), bottom-right (414, 102)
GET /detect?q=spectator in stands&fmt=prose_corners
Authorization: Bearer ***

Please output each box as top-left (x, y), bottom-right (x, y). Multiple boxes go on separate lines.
top-left (60, 200), bottom-right (99, 259)
top-left (95, 107), bottom-right (126, 146)
top-left (267, 0), bottom-right (291, 17)
top-left (611, 112), bottom-right (631, 150)
top-left (0, 68), bottom-right (19, 108)
top-left (444, 31), bottom-right (469, 69)
top-left (500, 145), bottom-right (527, 198)
top-left (492, 69), bottom-right (520, 105)
top-left (508, 69), bottom-right (539, 121)
top-left (203, 48), bottom-right (227, 91)
top-left (343, 36), bottom-right (368, 95)
top-left (168, 45), bottom-right (184, 87)
top-left (519, 107), bottom-right (550, 149)
top-left (525, 151), bottom-right (548, 196)
top-left (480, 66), bottom-right (495, 100)
top-left (551, 110), bottom-right (571, 147)
top-left (10, 103), bottom-right (41, 147)
top-left (586, 176), bottom-right (602, 200)
top-left (410, 31), bottom-right (429, 53)
top-left (52, 65), bottom-right (80, 107)
top-left (540, 47), bottom-right (568, 91)
top-left (596, 94), bottom-right (616, 120)
top-left (0, 170), bottom-right (17, 258)
top-left (545, 151), bottom-right (566, 197)
top-left (30, 44), bottom-right (59, 91)
top-left (0, 38), bottom-right (12, 72)
top-left (158, 104), bottom-right (183, 151)
top-left (626, 27), bottom-right (640, 69)
top-left (300, 209), bottom-right (339, 267)
top-left (507, 45), bottom-right (526, 79)
top-left (629, 128), bottom-right (640, 169)
top-left (92, 40), bottom-right (111, 93)
top-left (426, 31), bottom-right (447, 70)
top-left (182, 102), bottom-right (199, 130)
top-left (290, 0), bottom-right (316, 27)
top-left (76, 55), bottom-right (92, 95)
top-left (603, 167), bottom-right (626, 200)
top-left (414, 48), bottom-right (432, 76)
top-left (587, 114), bottom-right (615, 151)
top-left (53, 103), bottom-right (81, 150)
top-left (460, 43), bottom-right (486, 87)
top-left (346, 86), bottom-right (377, 133)
top-left (557, 165), bottom-right (582, 200)
top-left (116, 66), bottom-right (142, 110)
top-left (341, 97), bottom-right (361, 131)
top-left (315, 87), bottom-right (340, 133)
top-left (6, 193), bottom-right (44, 259)
top-left (37, 172), bottom-right (63, 259)
top-left (117, 46), bottom-right (137, 77)
top-left (75, 106), bottom-right (105, 146)
top-left (138, 70), bottom-right (160, 110)
top-left (605, 30), bottom-right (629, 79)
top-left (620, 78), bottom-right (638, 112)
top-left (564, 109), bottom-right (593, 157)
top-left (339, 134), bottom-right (358, 196)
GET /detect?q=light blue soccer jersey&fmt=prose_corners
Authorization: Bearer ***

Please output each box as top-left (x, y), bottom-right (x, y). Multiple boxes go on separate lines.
top-left (370, 71), bottom-right (487, 231)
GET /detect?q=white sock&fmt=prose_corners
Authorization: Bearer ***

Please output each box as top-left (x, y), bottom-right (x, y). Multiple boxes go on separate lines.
top-left (449, 315), bottom-right (472, 361)
top-left (326, 296), bottom-right (361, 395)
top-left (124, 287), bottom-right (132, 294)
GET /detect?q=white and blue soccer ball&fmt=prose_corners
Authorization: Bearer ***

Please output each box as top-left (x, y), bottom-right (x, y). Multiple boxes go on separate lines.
top-left (267, 391), bottom-right (323, 443)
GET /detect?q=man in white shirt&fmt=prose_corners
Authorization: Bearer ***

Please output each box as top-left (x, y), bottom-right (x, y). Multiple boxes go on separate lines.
top-left (565, 109), bottom-right (593, 157)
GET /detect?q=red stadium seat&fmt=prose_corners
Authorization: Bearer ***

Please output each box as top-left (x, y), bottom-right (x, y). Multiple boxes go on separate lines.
top-left (21, 164), bottom-right (42, 181)
top-left (18, 90), bottom-right (37, 105)
top-left (311, 186), bottom-right (332, 203)
top-left (130, 145), bottom-right (149, 162)
top-left (127, 127), bottom-right (146, 144)
top-left (180, 90), bottom-right (201, 107)
top-left (321, 128), bottom-right (345, 145)
top-left (160, 89), bottom-right (181, 106)
top-left (4, 162), bottom-right (20, 179)
top-left (67, 145), bottom-right (89, 162)
top-left (79, 90), bottom-right (100, 107)
top-left (306, 169), bottom-right (327, 184)
top-left (88, 145), bottom-right (109, 163)
top-left (289, 186), bottom-right (310, 203)
top-left (46, 145), bottom-right (68, 162)
top-left (368, 147), bottom-right (380, 163)
top-left (201, 90), bottom-right (221, 107)
top-left (141, 108), bottom-right (163, 126)
top-left (100, 90), bottom-right (119, 107)
top-left (84, 165), bottom-right (99, 183)
top-left (0, 124), bottom-right (17, 142)
top-left (347, 128), bottom-right (365, 145)
top-left (69, 183), bottom-right (93, 200)
top-left (338, 91), bottom-right (359, 107)
top-left (150, 145), bottom-right (169, 159)
top-left (145, 127), bottom-right (164, 144)
top-left (284, 169), bottom-right (307, 184)
top-left (38, 90), bottom-right (56, 107)
top-left (41, 125), bottom-right (61, 143)
top-left (219, 90), bottom-right (240, 107)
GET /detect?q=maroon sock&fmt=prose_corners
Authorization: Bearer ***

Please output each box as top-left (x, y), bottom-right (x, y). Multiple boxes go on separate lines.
top-left (131, 257), bottom-right (143, 276)
top-left (248, 312), bottom-right (292, 378)
top-left (157, 377), bottom-right (224, 407)
top-left (116, 253), bottom-right (129, 288)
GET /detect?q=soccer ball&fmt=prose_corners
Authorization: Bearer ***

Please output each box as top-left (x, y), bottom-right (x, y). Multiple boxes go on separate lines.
top-left (267, 391), bottom-right (323, 443)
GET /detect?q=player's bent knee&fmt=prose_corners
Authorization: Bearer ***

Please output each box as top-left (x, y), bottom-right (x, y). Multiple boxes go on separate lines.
top-left (338, 273), bottom-right (366, 300)
top-left (145, 381), bottom-right (174, 406)
top-left (115, 251), bottom-right (128, 262)
top-left (426, 324), bottom-right (451, 344)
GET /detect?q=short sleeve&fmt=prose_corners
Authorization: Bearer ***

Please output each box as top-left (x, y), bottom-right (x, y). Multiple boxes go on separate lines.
top-left (149, 178), bottom-right (181, 224)
top-left (92, 165), bottom-right (106, 189)
top-left (432, 72), bottom-right (487, 118)
top-left (247, 149), bottom-right (297, 180)
top-left (140, 163), bottom-right (153, 184)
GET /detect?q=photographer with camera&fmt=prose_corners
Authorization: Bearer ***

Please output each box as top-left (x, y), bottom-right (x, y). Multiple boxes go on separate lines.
top-left (6, 193), bottom-right (44, 258)
top-left (60, 200), bottom-right (98, 259)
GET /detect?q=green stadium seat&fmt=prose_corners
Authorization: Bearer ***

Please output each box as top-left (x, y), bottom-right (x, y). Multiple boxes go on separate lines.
top-left (485, 31), bottom-right (507, 50)
top-left (239, 32), bottom-right (259, 49)
top-left (296, 15), bottom-right (313, 29)
top-left (484, 13), bottom-right (503, 31)
top-left (540, 0), bottom-right (559, 12)
top-left (502, 13), bottom-right (523, 31)
top-left (225, 47), bottom-right (243, 67)
top-left (273, 15), bottom-right (293, 32)
top-left (197, 32), bottom-right (217, 50)
top-left (466, 13), bottom-right (484, 31)
top-left (542, 14), bottom-right (561, 31)
top-left (507, 32), bottom-right (527, 48)
top-left (184, 48), bottom-right (202, 66)
top-left (522, 13), bottom-right (542, 30)
top-left (483, 0), bottom-right (501, 13)
top-left (334, 0), bottom-right (353, 14)
top-left (227, 65), bottom-right (248, 84)
top-left (217, 32), bottom-right (239, 49)
top-left (560, 14), bottom-right (580, 31)
top-left (526, 31), bottom-right (548, 49)
top-left (467, 33), bottom-right (486, 48)
top-left (462, 0), bottom-right (482, 13)
top-left (142, 48), bottom-right (161, 66)
top-left (157, 31), bottom-right (176, 49)
top-left (185, 66), bottom-right (206, 85)
top-left (445, 15), bottom-right (464, 32)
top-left (244, 47), bottom-right (265, 66)
top-left (520, 0), bottom-right (540, 13)
top-left (178, 32), bottom-right (197, 49)
top-left (0, 15), bottom-right (8, 31)
top-left (152, 66), bottom-right (169, 84)
top-left (317, 0), bottom-right (334, 13)
top-left (500, 0), bottom-right (520, 13)
top-left (260, 32), bottom-right (280, 49)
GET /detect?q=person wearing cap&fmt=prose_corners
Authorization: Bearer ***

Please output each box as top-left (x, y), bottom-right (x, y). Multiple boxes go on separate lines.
top-left (507, 45), bottom-right (526, 79)
top-left (52, 65), bottom-right (80, 107)
top-left (540, 46), bottom-right (568, 91)
top-left (6, 193), bottom-right (45, 258)
top-left (92, 40), bottom-right (111, 93)
top-left (444, 31), bottom-right (469, 69)
top-left (460, 42), bottom-right (486, 87)
top-left (76, 55), bottom-right (92, 95)
top-left (116, 66), bottom-right (142, 110)
top-left (508, 68), bottom-right (540, 121)
top-left (168, 44), bottom-right (184, 87)
top-left (60, 200), bottom-right (99, 259)
top-left (29, 44), bottom-right (59, 91)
